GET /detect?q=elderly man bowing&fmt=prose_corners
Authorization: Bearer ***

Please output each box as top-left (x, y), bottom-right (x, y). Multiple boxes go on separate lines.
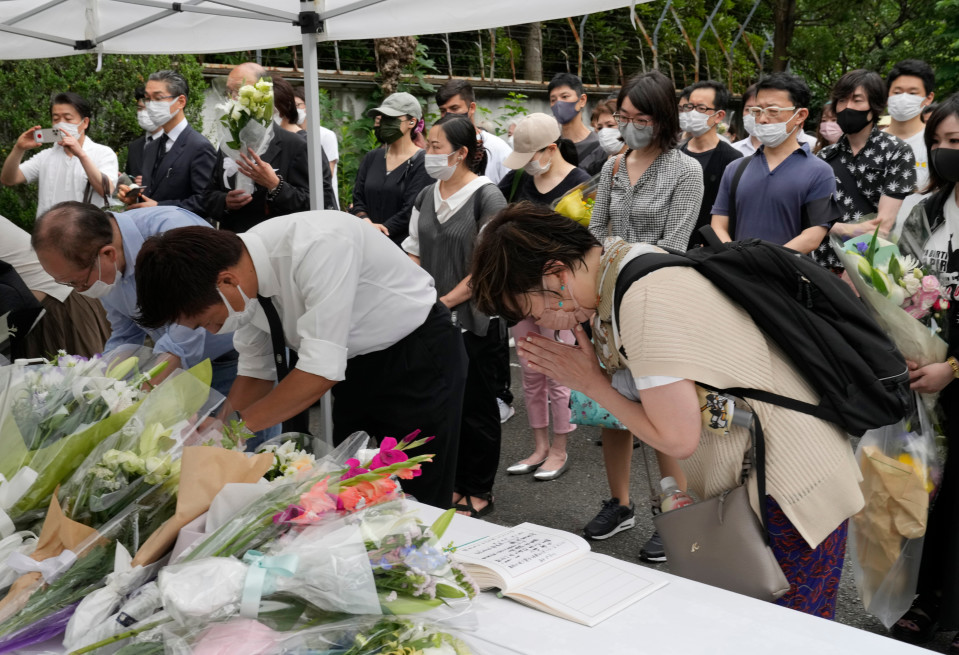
top-left (133, 211), bottom-right (466, 508)
top-left (32, 201), bottom-right (239, 397)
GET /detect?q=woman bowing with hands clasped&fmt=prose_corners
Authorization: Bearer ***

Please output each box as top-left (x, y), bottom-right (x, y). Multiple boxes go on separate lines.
top-left (469, 202), bottom-right (863, 617)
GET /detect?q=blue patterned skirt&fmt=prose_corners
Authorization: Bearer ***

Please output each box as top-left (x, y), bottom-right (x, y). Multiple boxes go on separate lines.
top-left (766, 497), bottom-right (847, 619)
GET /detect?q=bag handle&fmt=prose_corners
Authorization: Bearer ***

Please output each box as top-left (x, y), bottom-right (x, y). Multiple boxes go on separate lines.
top-left (82, 172), bottom-right (112, 209)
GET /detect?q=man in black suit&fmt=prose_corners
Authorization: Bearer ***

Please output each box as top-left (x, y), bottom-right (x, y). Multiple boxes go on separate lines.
top-left (118, 70), bottom-right (216, 216)
top-left (202, 62), bottom-right (333, 233)
top-left (124, 86), bottom-right (164, 183)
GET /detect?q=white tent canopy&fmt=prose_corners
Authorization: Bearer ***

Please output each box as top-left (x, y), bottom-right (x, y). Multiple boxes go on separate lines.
top-left (0, 0), bottom-right (642, 436)
top-left (0, 0), bottom-right (642, 57)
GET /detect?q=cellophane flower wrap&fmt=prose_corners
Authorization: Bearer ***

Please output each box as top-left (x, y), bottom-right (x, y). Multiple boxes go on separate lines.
top-left (158, 431), bottom-right (464, 624)
top-left (0, 346), bottom-right (167, 536)
top-left (120, 615), bottom-right (484, 655)
top-left (216, 77), bottom-right (275, 194)
top-left (0, 362), bottom-right (218, 653)
top-left (832, 227), bottom-right (948, 414)
top-left (850, 397), bottom-right (941, 628)
top-left (550, 175), bottom-right (599, 227)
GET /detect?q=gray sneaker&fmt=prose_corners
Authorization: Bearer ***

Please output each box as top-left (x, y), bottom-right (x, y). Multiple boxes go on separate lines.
top-left (639, 529), bottom-right (667, 562)
top-left (583, 498), bottom-right (635, 540)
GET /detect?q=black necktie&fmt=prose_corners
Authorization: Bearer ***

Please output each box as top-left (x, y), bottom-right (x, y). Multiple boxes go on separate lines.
top-left (151, 133), bottom-right (169, 181)
top-left (257, 294), bottom-right (289, 380)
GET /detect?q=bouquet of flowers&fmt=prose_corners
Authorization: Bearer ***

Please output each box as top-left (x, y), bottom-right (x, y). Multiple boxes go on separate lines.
top-left (0, 346), bottom-right (167, 531)
top-left (832, 228), bottom-right (949, 371)
top-left (216, 77), bottom-right (274, 194)
top-left (551, 176), bottom-right (600, 227)
top-left (121, 615), bottom-right (483, 655)
top-left (257, 436), bottom-right (316, 483)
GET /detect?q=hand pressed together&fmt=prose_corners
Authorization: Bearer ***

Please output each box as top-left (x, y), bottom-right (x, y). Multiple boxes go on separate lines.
top-left (515, 325), bottom-right (606, 395)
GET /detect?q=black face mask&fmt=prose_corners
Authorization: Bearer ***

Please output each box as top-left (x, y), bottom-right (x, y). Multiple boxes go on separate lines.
top-left (373, 116), bottom-right (405, 144)
top-left (836, 107), bottom-right (872, 136)
top-left (930, 147), bottom-right (959, 184)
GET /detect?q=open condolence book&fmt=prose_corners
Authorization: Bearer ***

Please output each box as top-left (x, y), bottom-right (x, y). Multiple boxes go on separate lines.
top-left (453, 522), bottom-right (667, 626)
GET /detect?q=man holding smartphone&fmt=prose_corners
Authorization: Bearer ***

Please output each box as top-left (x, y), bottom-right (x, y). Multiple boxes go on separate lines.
top-left (0, 91), bottom-right (118, 217)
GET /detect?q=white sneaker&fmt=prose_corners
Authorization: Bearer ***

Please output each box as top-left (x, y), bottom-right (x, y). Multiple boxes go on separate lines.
top-left (497, 398), bottom-right (515, 423)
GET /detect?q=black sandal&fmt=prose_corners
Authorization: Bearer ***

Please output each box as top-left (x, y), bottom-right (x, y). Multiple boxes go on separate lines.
top-left (891, 601), bottom-right (939, 644)
top-left (452, 493), bottom-right (494, 518)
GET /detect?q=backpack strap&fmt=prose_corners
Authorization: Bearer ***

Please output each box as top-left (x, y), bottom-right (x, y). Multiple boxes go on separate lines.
top-left (726, 154), bottom-right (752, 240)
top-left (610, 151), bottom-right (627, 189)
top-left (508, 170), bottom-right (525, 202)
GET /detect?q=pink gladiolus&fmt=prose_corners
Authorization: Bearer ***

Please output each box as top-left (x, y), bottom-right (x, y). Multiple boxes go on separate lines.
top-left (340, 458), bottom-right (370, 481)
top-left (298, 478), bottom-right (337, 516)
top-left (370, 437), bottom-right (409, 469)
top-left (401, 429), bottom-right (422, 443)
top-left (273, 504), bottom-right (305, 524)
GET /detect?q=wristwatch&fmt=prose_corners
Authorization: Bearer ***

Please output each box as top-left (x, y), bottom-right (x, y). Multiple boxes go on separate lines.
top-left (226, 409), bottom-right (243, 425)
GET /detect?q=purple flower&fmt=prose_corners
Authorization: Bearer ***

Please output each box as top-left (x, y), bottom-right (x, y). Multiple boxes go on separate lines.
top-left (370, 437), bottom-right (409, 469)
top-left (855, 242), bottom-right (868, 254)
top-left (273, 504), bottom-right (306, 523)
top-left (340, 457), bottom-right (370, 481)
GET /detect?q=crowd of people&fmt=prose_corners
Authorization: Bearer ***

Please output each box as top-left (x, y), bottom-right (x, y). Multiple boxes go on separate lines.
top-left (1, 55), bottom-right (958, 646)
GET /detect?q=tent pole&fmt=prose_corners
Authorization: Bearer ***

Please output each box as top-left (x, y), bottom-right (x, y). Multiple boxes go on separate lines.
top-left (300, 0), bottom-right (335, 445)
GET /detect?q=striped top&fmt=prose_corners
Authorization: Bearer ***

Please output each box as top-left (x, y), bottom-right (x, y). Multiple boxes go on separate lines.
top-left (618, 265), bottom-right (864, 548)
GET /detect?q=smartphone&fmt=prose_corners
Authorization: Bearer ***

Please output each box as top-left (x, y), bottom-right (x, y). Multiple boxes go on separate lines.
top-left (125, 185), bottom-right (144, 202)
top-left (34, 128), bottom-right (61, 144)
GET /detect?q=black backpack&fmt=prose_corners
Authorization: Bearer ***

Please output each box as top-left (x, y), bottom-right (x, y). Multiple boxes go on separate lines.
top-left (613, 228), bottom-right (911, 436)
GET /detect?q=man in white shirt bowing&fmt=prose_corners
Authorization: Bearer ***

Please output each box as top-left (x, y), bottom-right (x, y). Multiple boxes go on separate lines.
top-left (133, 211), bottom-right (467, 509)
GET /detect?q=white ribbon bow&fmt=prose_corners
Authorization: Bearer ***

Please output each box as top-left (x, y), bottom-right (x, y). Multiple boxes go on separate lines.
top-left (6, 549), bottom-right (76, 583)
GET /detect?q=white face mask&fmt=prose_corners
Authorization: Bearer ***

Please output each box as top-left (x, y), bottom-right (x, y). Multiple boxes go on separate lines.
top-left (753, 111), bottom-right (800, 149)
top-left (216, 284), bottom-right (258, 335)
top-left (679, 110), bottom-right (712, 137)
top-left (887, 93), bottom-right (925, 122)
top-left (78, 254), bottom-right (119, 299)
top-left (535, 274), bottom-right (595, 331)
top-left (598, 128), bottom-right (623, 155)
top-left (742, 113), bottom-right (757, 137)
top-left (145, 99), bottom-right (176, 128)
top-left (54, 121), bottom-right (81, 141)
top-left (523, 151), bottom-right (552, 176)
top-left (425, 152), bottom-right (459, 181)
top-left (136, 109), bottom-right (161, 133)
top-left (620, 123), bottom-right (654, 151)
top-left (296, 108), bottom-right (307, 126)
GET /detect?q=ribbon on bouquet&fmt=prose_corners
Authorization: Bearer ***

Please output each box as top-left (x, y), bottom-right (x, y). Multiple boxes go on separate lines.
top-left (6, 548), bottom-right (76, 583)
top-left (0, 468), bottom-right (39, 538)
top-left (0, 531), bottom-right (38, 588)
top-left (239, 550), bottom-right (298, 618)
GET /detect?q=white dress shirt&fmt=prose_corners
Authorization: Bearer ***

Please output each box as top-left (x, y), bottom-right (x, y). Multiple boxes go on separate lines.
top-left (160, 118), bottom-right (189, 153)
top-left (235, 211), bottom-right (437, 382)
top-left (0, 215), bottom-right (70, 302)
top-left (319, 126), bottom-right (340, 207)
top-left (20, 136), bottom-right (119, 217)
top-left (402, 176), bottom-right (492, 257)
top-left (480, 130), bottom-right (511, 184)
top-left (733, 130), bottom-right (817, 156)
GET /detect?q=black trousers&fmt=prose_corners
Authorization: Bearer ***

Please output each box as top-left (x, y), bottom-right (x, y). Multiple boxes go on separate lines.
top-left (455, 320), bottom-right (504, 497)
top-left (491, 318), bottom-right (514, 405)
top-left (331, 302), bottom-right (467, 509)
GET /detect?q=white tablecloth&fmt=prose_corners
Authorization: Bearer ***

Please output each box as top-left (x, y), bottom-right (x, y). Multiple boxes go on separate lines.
top-left (414, 504), bottom-right (926, 655)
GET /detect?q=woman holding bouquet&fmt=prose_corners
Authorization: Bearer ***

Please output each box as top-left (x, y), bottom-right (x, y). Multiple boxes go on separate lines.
top-left (469, 203), bottom-right (863, 617)
top-left (350, 92), bottom-right (431, 247)
top-left (893, 94), bottom-right (959, 651)
top-left (402, 114), bottom-right (507, 517)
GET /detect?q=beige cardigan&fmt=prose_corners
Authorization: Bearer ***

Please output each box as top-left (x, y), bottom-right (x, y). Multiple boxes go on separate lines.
top-left (618, 266), bottom-right (864, 549)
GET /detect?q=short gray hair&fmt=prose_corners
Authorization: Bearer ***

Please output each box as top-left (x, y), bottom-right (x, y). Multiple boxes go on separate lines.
top-left (148, 70), bottom-right (189, 99)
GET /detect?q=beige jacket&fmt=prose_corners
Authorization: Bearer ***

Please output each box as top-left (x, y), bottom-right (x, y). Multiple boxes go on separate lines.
top-left (618, 266), bottom-right (864, 548)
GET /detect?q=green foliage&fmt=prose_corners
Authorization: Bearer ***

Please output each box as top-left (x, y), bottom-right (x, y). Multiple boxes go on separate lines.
top-left (0, 54), bottom-right (206, 229)
top-left (397, 42), bottom-right (439, 95)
